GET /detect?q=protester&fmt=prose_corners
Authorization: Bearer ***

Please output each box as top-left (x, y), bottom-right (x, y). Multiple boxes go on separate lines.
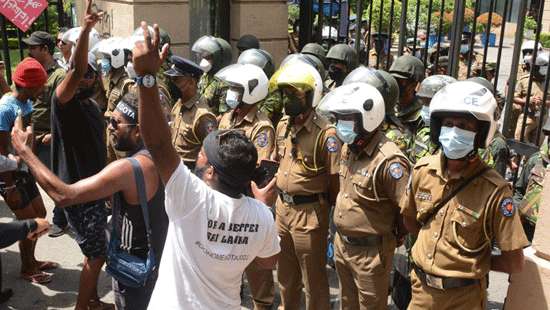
top-left (0, 57), bottom-right (55, 284)
top-left (23, 30), bottom-right (68, 238)
top-left (50, 1), bottom-right (110, 308)
top-left (131, 22), bottom-right (280, 309)
top-left (12, 91), bottom-right (168, 310)
top-left (56, 27), bottom-right (73, 71)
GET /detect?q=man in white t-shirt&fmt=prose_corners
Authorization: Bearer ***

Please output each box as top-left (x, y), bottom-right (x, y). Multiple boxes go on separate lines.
top-left (131, 22), bottom-right (281, 309)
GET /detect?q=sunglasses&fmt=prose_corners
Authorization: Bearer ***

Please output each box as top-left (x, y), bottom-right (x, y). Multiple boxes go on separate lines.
top-left (109, 117), bottom-right (137, 129)
top-left (56, 39), bottom-right (68, 46)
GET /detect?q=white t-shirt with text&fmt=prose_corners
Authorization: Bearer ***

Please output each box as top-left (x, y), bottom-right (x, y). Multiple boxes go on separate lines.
top-left (148, 161), bottom-right (280, 309)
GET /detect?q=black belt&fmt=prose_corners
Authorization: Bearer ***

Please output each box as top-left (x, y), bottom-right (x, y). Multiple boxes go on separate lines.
top-left (413, 264), bottom-right (479, 290)
top-left (279, 192), bottom-right (318, 205)
top-left (338, 232), bottom-right (382, 247)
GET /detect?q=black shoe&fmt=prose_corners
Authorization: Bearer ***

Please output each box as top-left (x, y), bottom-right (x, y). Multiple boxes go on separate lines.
top-left (0, 289), bottom-right (13, 303)
top-left (48, 224), bottom-right (67, 238)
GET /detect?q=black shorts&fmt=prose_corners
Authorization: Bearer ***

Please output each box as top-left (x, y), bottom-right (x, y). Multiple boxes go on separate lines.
top-left (65, 201), bottom-right (107, 259)
top-left (0, 170), bottom-right (40, 210)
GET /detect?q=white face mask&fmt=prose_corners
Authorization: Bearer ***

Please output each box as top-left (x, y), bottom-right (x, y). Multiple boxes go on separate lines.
top-left (225, 89), bottom-right (241, 109)
top-left (125, 62), bottom-right (137, 79)
top-left (199, 58), bottom-right (212, 73)
top-left (420, 105), bottom-right (430, 126)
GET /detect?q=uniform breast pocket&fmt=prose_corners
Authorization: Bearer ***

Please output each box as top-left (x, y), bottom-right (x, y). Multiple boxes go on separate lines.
top-left (276, 139), bottom-right (286, 159)
top-left (351, 173), bottom-right (377, 202)
top-left (447, 206), bottom-right (488, 253)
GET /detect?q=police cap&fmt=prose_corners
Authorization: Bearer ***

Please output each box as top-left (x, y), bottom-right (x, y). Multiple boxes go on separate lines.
top-left (164, 55), bottom-right (203, 78)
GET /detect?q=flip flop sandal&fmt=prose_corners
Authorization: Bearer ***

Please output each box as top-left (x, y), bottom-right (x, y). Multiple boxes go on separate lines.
top-left (87, 299), bottom-right (115, 310)
top-left (21, 272), bottom-right (52, 284)
top-left (37, 261), bottom-right (59, 271)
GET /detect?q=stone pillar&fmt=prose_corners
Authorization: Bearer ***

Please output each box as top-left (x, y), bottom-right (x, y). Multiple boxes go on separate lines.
top-left (230, 0), bottom-right (288, 65)
top-left (76, 0), bottom-right (288, 63)
top-left (543, 0), bottom-right (550, 33)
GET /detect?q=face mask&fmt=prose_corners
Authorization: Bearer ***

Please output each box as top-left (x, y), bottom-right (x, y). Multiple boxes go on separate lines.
top-left (328, 65), bottom-right (345, 84)
top-left (284, 94), bottom-right (305, 117)
top-left (460, 44), bottom-right (470, 54)
top-left (420, 105), bottom-right (430, 126)
top-left (225, 89), bottom-right (241, 109)
top-left (539, 65), bottom-right (548, 76)
top-left (336, 120), bottom-right (357, 144)
top-left (200, 58), bottom-right (212, 73)
top-left (438, 126), bottom-right (476, 160)
top-left (125, 62), bottom-right (137, 79)
top-left (100, 58), bottom-right (111, 76)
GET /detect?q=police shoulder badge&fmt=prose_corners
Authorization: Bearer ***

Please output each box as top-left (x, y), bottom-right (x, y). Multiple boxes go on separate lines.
top-left (256, 131), bottom-right (268, 148)
top-left (326, 136), bottom-right (339, 153)
top-left (389, 162), bottom-right (404, 179)
top-left (499, 198), bottom-right (515, 217)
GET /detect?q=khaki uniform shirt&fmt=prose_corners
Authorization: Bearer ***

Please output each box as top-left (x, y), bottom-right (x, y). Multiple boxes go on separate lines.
top-left (32, 62), bottom-right (65, 137)
top-left (273, 113), bottom-right (341, 195)
top-left (514, 74), bottom-right (548, 116)
top-left (218, 106), bottom-right (275, 162)
top-left (401, 154), bottom-right (529, 279)
top-left (170, 94), bottom-right (217, 163)
top-left (368, 48), bottom-right (394, 69)
top-left (105, 68), bottom-right (131, 117)
top-left (334, 131), bottom-right (411, 237)
top-left (458, 52), bottom-right (484, 80)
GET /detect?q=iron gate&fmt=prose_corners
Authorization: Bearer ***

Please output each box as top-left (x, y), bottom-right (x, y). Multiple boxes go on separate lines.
top-left (0, 0), bottom-right (72, 84)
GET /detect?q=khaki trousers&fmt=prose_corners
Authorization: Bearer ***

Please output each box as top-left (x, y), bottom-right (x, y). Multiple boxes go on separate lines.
top-left (275, 197), bottom-right (330, 310)
top-left (515, 113), bottom-right (540, 144)
top-left (408, 268), bottom-right (487, 310)
top-left (245, 263), bottom-right (275, 310)
top-left (334, 233), bottom-right (395, 310)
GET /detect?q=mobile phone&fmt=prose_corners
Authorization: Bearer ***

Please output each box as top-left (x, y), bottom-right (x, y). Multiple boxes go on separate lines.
top-left (254, 160), bottom-right (279, 188)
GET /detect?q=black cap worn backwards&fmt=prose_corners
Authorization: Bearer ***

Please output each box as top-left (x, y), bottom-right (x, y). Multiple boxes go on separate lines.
top-left (22, 31), bottom-right (55, 48)
top-left (164, 55), bottom-right (203, 78)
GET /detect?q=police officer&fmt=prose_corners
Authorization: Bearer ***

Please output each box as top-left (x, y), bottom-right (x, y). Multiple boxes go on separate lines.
top-left (458, 31), bottom-right (484, 80)
top-left (215, 63), bottom-right (275, 310)
top-left (368, 32), bottom-right (393, 69)
top-left (318, 82), bottom-right (410, 309)
top-left (410, 75), bottom-right (457, 163)
top-left (238, 49), bottom-right (281, 125)
top-left (513, 118), bottom-right (550, 241)
top-left (273, 62), bottom-right (340, 310)
top-left (237, 34), bottom-right (260, 55)
top-left (513, 53), bottom-right (550, 144)
top-left (192, 35), bottom-right (233, 115)
top-left (388, 55), bottom-right (426, 152)
top-left (401, 81), bottom-right (528, 309)
top-left (326, 44), bottom-right (358, 90)
top-left (165, 56), bottom-right (217, 169)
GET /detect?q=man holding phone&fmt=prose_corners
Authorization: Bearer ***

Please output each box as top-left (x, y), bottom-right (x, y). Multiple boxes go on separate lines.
top-left (216, 63), bottom-right (277, 310)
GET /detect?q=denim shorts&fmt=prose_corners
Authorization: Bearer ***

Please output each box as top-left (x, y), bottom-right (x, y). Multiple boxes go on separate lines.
top-left (65, 201), bottom-right (107, 259)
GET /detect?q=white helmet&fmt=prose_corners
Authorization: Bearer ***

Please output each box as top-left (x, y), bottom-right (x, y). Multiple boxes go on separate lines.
top-left (93, 37), bottom-right (129, 69)
top-left (215, 64), bottom-right (268, 104)
top-left (521, 40), bottom-right (543, 52)
top-left (318, 82), bottom-right (385, 132)
top-left (525, 52), bottom-right (550, 66)
top-left (62, 27), bottom-right (101, 51)
top-left (429, 81), bottom-right (497, 149)
top-left (276, 61), bottom-right (324, 108)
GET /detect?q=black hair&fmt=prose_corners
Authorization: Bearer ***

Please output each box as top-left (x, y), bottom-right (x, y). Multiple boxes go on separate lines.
top-left (213, 131), bottom-right (258, 196)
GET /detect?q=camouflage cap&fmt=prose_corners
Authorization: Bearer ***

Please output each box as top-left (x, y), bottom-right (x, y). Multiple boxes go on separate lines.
top-left (389, 55), bottom-right (425, 82)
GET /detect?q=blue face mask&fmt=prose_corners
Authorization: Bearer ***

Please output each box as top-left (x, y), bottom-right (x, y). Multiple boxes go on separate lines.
top-left (336, 120), bottom-right (357, 144)
top-left (420, 105), bottom-right (430, 126)
top-left (438, 126), bottom-right (476, 159)
top-left (460, 44), bottom-right (470, 54)
top-left (225, 89), bottom-right (241, 109)
top-left (100, 58), bottom-right (111, 76)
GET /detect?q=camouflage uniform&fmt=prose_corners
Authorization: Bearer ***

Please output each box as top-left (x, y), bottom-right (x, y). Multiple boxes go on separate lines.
top-left (367, 48), bottom-right (393, 70)
top-left (458, 52), bottom-right (484, 80)
top-left (410, 126), bottom-right (438, 163)
top-left (198, 73), bottom-right (225, 115)
top-left (386, 98), bottom-right (423, 155)
top-left (258, 90), bottom-right (284, 126)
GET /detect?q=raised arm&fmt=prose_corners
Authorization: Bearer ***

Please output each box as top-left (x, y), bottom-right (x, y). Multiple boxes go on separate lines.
top-left (55, 0), bottom-right (102, 105)
top-left (132, 22), bottom-right (179, 184)
top-left (12, 124), bottom-right (130, 207)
